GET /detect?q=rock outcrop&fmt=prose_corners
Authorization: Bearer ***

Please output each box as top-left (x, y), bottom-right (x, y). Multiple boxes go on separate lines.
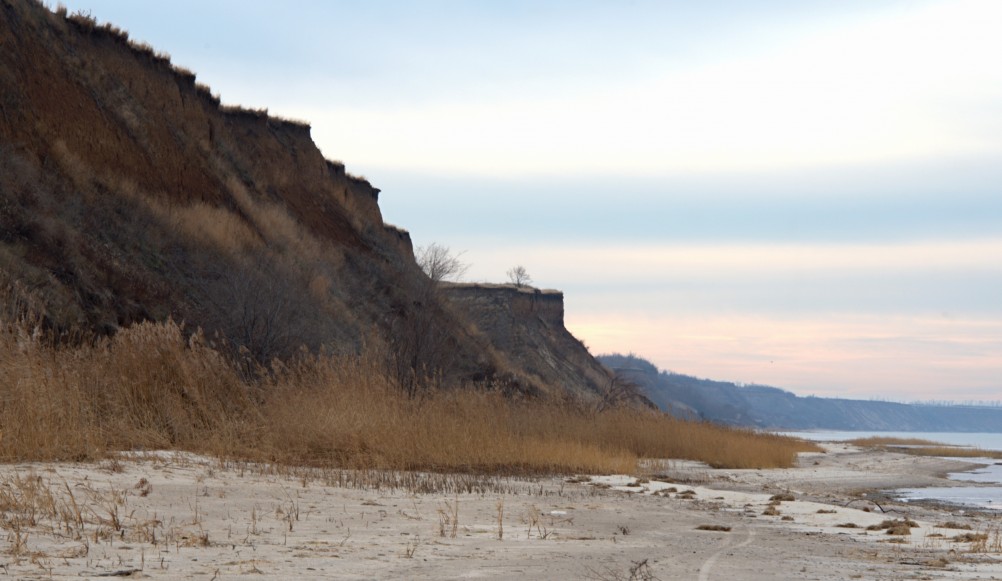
top-left (441, 283), bottom-right (613, 399)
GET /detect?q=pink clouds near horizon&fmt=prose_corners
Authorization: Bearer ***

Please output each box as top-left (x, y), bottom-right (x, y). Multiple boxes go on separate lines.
top-left (567, 312), bottom-right (1002, 402)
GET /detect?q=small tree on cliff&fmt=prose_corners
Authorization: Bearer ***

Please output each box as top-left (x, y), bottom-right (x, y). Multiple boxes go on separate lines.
top-left (391, 243), bottom-right (467, 397)
top-left (506, 265), bottom-right (532, 287)
top-left (417, 243), bottom-right (468, 282)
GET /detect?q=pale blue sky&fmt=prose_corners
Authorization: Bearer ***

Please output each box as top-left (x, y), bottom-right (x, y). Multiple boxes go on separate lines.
top-left (59, 0), bottom-right (1002, 401)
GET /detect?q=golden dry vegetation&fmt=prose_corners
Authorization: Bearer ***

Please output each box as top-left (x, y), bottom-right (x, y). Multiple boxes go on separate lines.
top-left (848, 437), bottom-right (1002, 459)
top-left (0, 314), bottom-right (818, 474)
top-left (2, 1), bottom-right (820, 477)
top-left (895, 447), bottom-right (1002, 460)
top-left (847, 436), bottom-right (947, 447)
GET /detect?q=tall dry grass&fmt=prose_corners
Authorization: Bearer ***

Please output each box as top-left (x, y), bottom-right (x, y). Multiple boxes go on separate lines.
top-left (848, 437), bottom-right (1002, 459)
top-left (0, 314), bottom-right (817, 472)
top-left (848, 436), bottom-right (947, 447)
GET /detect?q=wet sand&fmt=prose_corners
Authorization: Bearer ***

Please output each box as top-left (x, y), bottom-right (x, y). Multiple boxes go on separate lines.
top-left (1, 443), bottom-right (1000, 580)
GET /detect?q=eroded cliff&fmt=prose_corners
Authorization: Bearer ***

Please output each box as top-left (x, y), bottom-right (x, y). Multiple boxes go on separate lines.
top-left (441, 283), bottom-right (614, 399)
top-left (0, 0), bottom-right (634, 401)
top-left (0, 0), bottom-right (494, 383)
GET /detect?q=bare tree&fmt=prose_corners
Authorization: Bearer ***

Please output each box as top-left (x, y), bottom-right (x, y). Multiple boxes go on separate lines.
top-left (506, 265), bottom-right (532, 287)
top-left (390, 243), bottom-right (468, 397)
top-left (594, 372), bottom-right (646, 414)
top-left (417, 243), bottom-right (469, 282)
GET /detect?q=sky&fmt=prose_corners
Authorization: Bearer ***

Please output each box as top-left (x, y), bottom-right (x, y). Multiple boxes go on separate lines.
top-left (59, 0), bottom-right (1002, 402)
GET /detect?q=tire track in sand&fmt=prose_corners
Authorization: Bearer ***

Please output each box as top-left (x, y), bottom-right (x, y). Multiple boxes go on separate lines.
top-left (697, 527), bottom-right (756, 581)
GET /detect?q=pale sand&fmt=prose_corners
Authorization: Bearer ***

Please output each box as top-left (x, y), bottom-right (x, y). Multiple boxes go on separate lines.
top-left (1, 444), bottom-right (1000, 580)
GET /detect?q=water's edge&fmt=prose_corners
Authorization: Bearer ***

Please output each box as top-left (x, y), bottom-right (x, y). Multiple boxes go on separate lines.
top-left (778, 430), bottom-right (1002, 511)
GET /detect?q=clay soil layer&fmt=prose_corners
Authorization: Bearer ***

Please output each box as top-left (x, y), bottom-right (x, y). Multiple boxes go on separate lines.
top-left (1, 444), bottom-right (1000, 580)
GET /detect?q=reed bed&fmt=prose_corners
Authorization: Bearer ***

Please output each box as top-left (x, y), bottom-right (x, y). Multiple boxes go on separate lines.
top-left (894, 447), bottom-right (1002, 460)
top-left (848, 438), bottom-right (1002, 459)
top-left (1, 319), bottom-right (817, 473)
top-left (848, 436), bottom-right (948, 447)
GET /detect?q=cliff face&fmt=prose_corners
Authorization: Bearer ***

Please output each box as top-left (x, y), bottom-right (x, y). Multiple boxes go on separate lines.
top-left (1, 2), bottom-right (389, 249)
top-left (0, 0), bottom-right (623, 400)
top-left (441, 284), bottom-right (613, 399)
top-left (1, 0), bottom-right (497, 381)
top-left (1, 1), bottom-right (400, 346)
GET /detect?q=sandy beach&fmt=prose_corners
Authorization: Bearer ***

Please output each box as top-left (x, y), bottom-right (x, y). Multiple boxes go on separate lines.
top-left (2, 444), bottom-right (1001, 580)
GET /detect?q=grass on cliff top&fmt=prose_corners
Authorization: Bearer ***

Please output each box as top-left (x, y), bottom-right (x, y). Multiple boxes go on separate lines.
top-left (0, 318), bottom-right (818, 473)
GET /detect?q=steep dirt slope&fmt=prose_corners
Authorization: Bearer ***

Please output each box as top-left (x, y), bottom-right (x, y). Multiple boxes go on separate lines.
top-left (0, 0), bottom-right (505, 384)
top-left (0, 0), bottom-right (631, 400)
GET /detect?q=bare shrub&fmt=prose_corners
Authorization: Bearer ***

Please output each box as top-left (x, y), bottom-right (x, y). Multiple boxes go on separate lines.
top-left (506, 265), bottom-right (532, 287)
top-left (198, 264), bottom-right (315, 362)
top-left (586, 558), bottom-right (659, 581)
top-left (416, 243), bottom-right (468, 283)
top-left (695, 524), bottom-right (731, 532)
top-left (594, 371), bottom-right (646, 414)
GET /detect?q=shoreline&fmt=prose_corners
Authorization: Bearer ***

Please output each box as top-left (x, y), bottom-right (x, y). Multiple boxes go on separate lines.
top-left (1, 444), bottom-right (1001, 580)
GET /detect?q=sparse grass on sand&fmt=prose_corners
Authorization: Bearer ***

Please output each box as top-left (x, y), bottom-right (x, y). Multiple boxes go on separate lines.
top-left (848, 437), bottom-right (948, 447)
top-left (0, 319), bottom-right (818, 474)
top-left (895, 447), bottom-right (1002, 460)
top-left (848, 437), bottom-right (1002, 460)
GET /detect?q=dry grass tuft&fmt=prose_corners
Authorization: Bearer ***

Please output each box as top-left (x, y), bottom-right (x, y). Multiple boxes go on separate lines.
top-left (937, 522), bottom-right (972, 530)
top-left (866, 519), bottom-right (918, 534)
top-left (695, 524), bottom-right (731, 532)
top-left (953, 526), bottom-right (1002, 553)
top-left (885, 523), bottom-right (912, 536)
top-left (953, 532), bottom-right (988, 543)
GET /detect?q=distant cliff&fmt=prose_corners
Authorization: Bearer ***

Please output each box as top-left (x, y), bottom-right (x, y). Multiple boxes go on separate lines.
top-left (600, 354), bottom-right (1002, 432)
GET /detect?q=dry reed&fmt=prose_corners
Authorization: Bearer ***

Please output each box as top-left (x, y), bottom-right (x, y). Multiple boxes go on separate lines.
top-left (897, 447), bottom-right (1002, 460)
top-left (0, 317), bottom-right (818, 473)
top-left (848, 437), bottom-right (947, 447)
top-left (848, 438), bottom-right (1002, 460)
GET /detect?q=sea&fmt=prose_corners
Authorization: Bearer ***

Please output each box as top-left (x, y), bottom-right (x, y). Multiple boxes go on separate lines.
top-left (776, 430), bottom-right (1002, 511)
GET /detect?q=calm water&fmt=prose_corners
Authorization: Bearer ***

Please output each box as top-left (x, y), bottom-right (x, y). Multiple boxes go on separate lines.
top-left (778, 430), bottom-right (1002, 511)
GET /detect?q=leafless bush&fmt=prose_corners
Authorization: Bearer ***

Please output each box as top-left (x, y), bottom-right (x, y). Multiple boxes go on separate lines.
top-left (416, 243), bottom-right (468, 283)
top-left (506, 265), bottom-right (532, 287)
top-left (197, 263), bottom-right (318, 362)
top-left (594, 372), bottom-right (645, 414)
